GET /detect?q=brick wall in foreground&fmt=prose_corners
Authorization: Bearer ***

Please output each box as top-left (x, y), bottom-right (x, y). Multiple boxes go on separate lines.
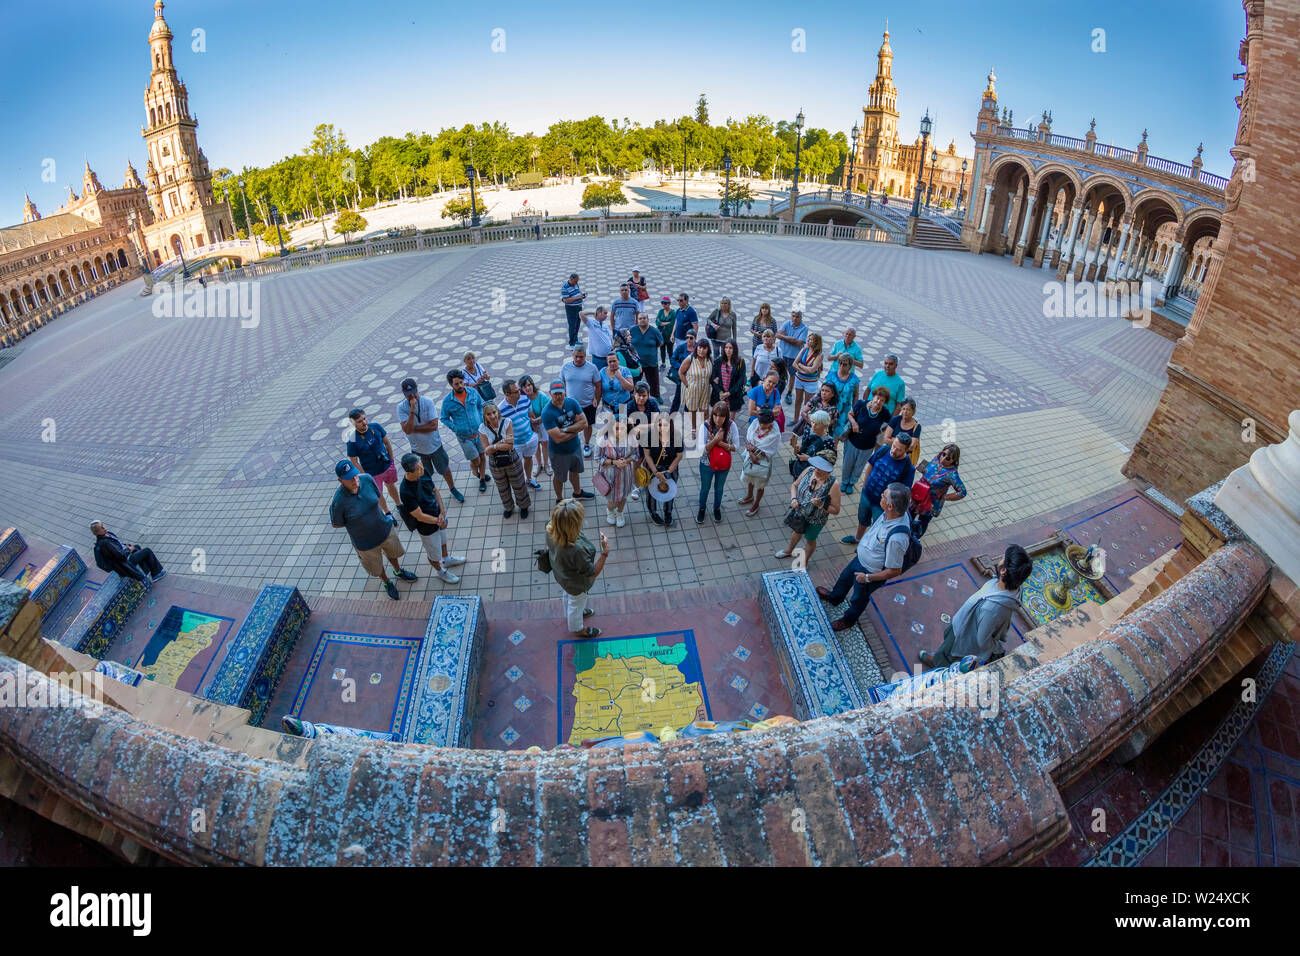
top-left (0, 543), bottom-right (1270, 866)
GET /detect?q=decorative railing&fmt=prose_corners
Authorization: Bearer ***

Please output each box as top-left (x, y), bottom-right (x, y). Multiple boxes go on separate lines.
top-left (991, 126), bottom-right (1227, 193)
top-left (0, 272), bottom-right (135, 349)
top-left (197, 214), bottom-right (902, 286)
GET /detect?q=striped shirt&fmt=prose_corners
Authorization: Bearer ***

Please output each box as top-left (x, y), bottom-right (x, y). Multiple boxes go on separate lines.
top-left (610, 297), bottom-right (639, 332)
top-left (498, 395), bottom-right (535, 441)
top-left (561, 281), bottom-right (584, 308)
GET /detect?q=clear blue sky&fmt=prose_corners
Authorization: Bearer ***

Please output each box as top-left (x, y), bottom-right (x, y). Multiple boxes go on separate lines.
top-left (1, 0), bottom-right (1243, 225)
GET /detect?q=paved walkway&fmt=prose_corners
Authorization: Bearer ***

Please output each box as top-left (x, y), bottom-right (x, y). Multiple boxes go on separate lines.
top-left (0, 236), bottom-right (1173, 602)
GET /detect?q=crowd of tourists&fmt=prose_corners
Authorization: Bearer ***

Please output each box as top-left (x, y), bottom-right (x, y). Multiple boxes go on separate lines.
top-left (326, 265), bottom-right (1031, 667)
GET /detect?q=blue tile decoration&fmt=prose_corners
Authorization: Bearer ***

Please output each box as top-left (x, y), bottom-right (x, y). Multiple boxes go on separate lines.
top-left (1087, 641), bottom-right (1296, 867)
top-left (288, 631), bottom-right (421, 736)
top-left (508, 629), bottom-right (526, 645)
top-left (513, 695), bottom-right (533, 713)
top-left (28, 546), bottom-right (87, 620)
top-left (730, 675), bottom-right (749, 694)
top-left (402, 595), bottom-right (485, 747)
top-left (499, 725), bottom-right (520, 745)
top-left (505, 665), bottom-right (523, 682)
top-left (0, 528), bottom-right (26, 576)
top-left (205, 584), bottom-right (311, 726)
top-left (759, 570), bottom-right (864, 720)
top-left (93, 658), bottom-right (147, 687)
top-left (733, 644), bottom-right (751, 662)
top-left (748, 702), bottom-right (769, 721)
top-left (723, 612), bottom-right (741, 626)
top-left (60, 572), bottom-right (148, 658)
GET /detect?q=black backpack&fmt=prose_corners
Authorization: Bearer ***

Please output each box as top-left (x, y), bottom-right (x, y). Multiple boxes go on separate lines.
top-left (884, 523), bottom-right (923, 574)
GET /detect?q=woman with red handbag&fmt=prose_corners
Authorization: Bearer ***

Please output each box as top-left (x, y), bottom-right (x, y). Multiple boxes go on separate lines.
top-left (697, 401), bottom-right (739, 524)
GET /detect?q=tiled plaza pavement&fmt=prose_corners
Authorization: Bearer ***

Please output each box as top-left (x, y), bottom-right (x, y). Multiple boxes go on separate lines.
top-left (0, 236), bottom-right (1172, 603)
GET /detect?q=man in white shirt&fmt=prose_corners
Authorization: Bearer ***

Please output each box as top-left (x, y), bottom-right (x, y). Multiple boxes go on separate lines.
top-left (817, 483), bottom-right (912, 631)
top-left (581, 306), bottom-right (616, 363)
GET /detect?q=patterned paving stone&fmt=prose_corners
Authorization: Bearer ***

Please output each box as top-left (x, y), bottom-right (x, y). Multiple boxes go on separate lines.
top-left (0, 236), bottom-right (1172, 602)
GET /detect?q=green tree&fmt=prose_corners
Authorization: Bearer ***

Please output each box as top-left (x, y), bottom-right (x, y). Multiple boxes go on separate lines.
top-left (581, 182), bottom-right (626, 216)
top-left (695, 94), bottom-right (710, 125)
top-left (442, 196), bottom-right (475, 223)
top-left (335, 210), bottom-right (367, 240)
top-left (718, 180), bottom-right (753, 213)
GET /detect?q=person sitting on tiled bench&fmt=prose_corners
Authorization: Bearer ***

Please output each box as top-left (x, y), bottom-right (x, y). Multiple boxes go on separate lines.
top-left (91, 521), bottom-right (165, 584)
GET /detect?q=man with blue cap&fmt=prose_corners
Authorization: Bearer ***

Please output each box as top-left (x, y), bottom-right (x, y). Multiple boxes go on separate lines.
top-left (329, 459), bottom-right (418, 600)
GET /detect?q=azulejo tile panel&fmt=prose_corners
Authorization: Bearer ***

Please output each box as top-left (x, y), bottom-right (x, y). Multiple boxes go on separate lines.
top-left (760, 570), bottom-right (863, 720)
top-left (1086, 641), bottom-right (1296, 867)
top-left (0, 528), bottom-right (26, 576)
top-left (404, 596), bottom-right (485, 747)
top-left (28, 546), bottom-right (86, 619)
top-left (205, 584), bottom-right (311, 726)
top-left (61, 572), bottom-right (147, 658)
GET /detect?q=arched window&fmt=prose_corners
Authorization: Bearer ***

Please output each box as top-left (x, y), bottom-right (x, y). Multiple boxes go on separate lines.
top-left (150, 107), bottom-right (156, 126)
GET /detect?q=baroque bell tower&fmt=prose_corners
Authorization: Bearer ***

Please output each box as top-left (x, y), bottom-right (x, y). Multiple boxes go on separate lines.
top-left (139, 0), bottom-right (233, 263)
top-left (860, 26), bottom-right (902, 195)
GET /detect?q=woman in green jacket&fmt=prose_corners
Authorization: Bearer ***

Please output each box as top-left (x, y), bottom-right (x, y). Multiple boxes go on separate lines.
top-left (546, 498), bottom-right (609, 638)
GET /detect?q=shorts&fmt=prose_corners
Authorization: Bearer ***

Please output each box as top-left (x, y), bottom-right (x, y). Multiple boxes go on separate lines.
top-left (551, 451), bottom-right (584, 476)
top-left (517, 434), bottom-right (539, 458)
top-left (581, 405), bottom-right (597, 426)
top-left (355, 526), bottom-right (405, 577)
top-left (419, 447), bottom-right (450, 476)
top-left (369, 462), bottom-right (399, 488)
top-left (417, 528), bottom-right (447, 561)
top-left (457, 434), bottom-right (484, 461)
top-left (795, 377), bottom-right (821, 394)
top-left (858, 497), bottom-right (884, 530)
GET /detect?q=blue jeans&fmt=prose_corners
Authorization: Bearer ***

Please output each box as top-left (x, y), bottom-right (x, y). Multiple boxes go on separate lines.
top-left (841, 442), bottom-right (873, 489)
top-left (565, 307), bottom-right (582, 345)
top-left (698, 461), bottom-right (728, 510)
top-left (827, 556), bottom-right (882, 625)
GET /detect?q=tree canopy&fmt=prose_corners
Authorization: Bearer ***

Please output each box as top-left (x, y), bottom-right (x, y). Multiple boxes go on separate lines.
top-left (214, 112), bottom-right (850, 231)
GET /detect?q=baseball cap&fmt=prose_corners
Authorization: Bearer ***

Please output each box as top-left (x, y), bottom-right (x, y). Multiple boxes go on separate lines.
top-left (660, 295), bottom-right (670, 303)
top-left (549, 379), bottom-right (566, 394)
top-left (401, 377), bottom-right (418, 394)
top-left (335, 460), bottom-right (360, 479)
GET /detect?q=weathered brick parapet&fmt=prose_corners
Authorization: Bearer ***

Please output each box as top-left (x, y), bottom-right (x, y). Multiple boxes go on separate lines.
top-left (0, 541), bottom-right (1272, 866)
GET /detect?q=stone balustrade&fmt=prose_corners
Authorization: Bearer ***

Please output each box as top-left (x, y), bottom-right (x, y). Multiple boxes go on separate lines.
top-left (0, 535), bottom-right (1276, 866)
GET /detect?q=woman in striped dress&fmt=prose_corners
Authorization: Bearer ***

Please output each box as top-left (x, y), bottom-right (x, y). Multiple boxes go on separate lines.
top-left (479, 403), bottom-right (530, 519)
top-left (679, 338), bottom-right (714, 435)
top-left (597, 416), bottom-right (638, 528)
top-left (791, 332), bottom-right (824, 423)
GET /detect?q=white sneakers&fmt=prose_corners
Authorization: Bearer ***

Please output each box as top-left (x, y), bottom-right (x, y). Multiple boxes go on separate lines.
top-left (583, 444), bottom-right (593, 458)
top-left (435, 568), bottom-right (460, 584)
top-left (607, 511), bottom-right (617, 525)
top-left (775, 549), bottom-right (791, 559)
top-left (629, 489), bottom-right (640, 501)
top-left (616, 513), bottom-right (626, 528)
top-left (443, 555), bottom-right (467, 567)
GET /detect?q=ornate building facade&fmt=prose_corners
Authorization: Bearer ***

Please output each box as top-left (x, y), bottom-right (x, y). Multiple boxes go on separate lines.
top-left (842, 28), bottom-right (973, 207)
top-left (0, 2), bottom-right (233, 338)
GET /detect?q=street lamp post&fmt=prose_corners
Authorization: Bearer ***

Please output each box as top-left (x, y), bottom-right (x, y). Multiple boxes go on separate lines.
top-left (847, 122), bottom-right (860, 200)
top-left (927, 149), bottom-right (937, 210)
top-left (910, 110), bottom-right (933, 218)
top-left (681, 126), bottom-right (688, 213)
top-left (722, 152), bottom-right (732, 217)
top-left (466, 138), bottom-right (481, 227)
top-left (789, 108), bottom-right (805, 222)
top-left (957, 158), bottom-right (968, 215)
top-left (269, 202), bottom-right (287, 257)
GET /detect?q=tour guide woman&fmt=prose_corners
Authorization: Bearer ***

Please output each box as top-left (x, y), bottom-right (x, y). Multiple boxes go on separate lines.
top-left (545, 498), bottom-right (609, 638)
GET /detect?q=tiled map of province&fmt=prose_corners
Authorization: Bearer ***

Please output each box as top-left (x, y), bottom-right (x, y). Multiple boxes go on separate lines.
top-left (569, 636), bottom-right (704, 745)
